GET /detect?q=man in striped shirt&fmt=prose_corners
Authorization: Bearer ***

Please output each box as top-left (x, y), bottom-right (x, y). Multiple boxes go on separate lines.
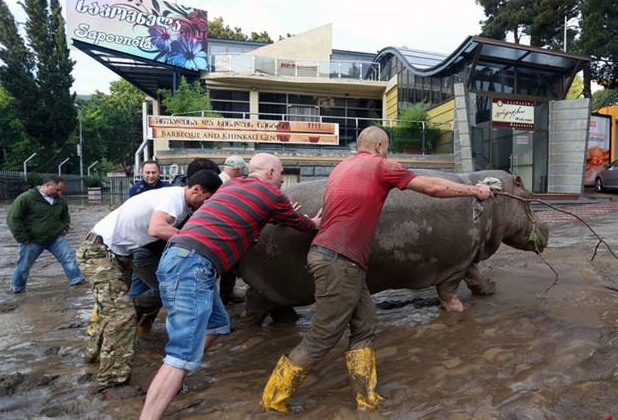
top-left (138, 153), bottom-right (321, 420)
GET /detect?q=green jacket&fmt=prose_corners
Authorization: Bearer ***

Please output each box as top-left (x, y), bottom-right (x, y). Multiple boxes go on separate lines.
top-left (7, 188), bottom-right (71, 244)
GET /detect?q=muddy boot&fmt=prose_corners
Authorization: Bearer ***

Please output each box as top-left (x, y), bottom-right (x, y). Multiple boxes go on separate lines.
top-left (134, 291), bottom-right (161, 335)
top-left (136, 308), bottom-right (160, 334)
top-left (344, 347), bottom-right (384, 411)
top-left (261, 355), bottom-right (308, 413)
top-left (84, 323), bottom-right (103, 363)
top-left (86, 305), bottom-right (98, 337)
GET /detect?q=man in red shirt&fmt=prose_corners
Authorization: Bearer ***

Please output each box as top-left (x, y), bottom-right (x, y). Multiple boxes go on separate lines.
top-left (138, 153), bottom-right (321, 420)
top-left (262, 126), bottom-right (494, 413)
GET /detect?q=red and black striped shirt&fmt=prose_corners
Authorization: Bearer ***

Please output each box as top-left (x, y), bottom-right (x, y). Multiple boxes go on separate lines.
top-left (170, 177), bottom-right (316, 275)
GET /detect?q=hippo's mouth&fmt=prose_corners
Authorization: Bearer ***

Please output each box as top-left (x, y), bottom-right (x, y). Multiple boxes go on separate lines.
top-left (527, 228), bottom-right (546, 253)
top-left (503, 224), bottom-right (548, 253)
top-left (525, 223), bottom-right (549, 253)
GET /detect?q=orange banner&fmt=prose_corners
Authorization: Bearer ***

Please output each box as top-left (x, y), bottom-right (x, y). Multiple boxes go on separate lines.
top-left (152, 127), bottom-right (339, 145)
top-left (148, 115), bottom-right (339, 145)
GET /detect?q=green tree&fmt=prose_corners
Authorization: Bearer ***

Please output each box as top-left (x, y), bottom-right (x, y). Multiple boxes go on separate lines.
top-left (208, 16), bottom-right (272, 43)
top-left (476, 0), bottom-right (578, 48)
top-left (0, 0), bottom-right (76, 172)
top-left (591, 88), bottom-right (618, 109)
top-left (0, 85), bottom-right (28, 169)
top-left (159, 76), bottom-right (218, 115)
top-left (566, 74), bottom-right (585, 98)
top-left (82, 80), bottom-right (144, 174)
top-left (579, 0), bottom-right (618, 89)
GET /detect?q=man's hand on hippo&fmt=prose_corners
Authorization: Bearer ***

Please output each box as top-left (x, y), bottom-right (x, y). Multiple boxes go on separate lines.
top-left (474, 183), bottom-right (494, 200)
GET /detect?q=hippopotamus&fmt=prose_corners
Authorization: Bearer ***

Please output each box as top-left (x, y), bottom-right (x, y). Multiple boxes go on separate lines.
top-left (237, 169), bottom-right (549, 325)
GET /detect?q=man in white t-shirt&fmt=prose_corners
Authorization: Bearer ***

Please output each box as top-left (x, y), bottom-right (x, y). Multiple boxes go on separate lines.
top-left (76, 170), bottom-right (222, 394)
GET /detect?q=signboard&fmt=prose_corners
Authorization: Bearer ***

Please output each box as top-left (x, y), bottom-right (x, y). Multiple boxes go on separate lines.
top-left (65, 0), bottom-right (208, 71)
top-left (491, 98), bottom-right (535, 130)
top-left (148, 116), bottom-right (340, 145)
top-left (583, 113), bottom-right (612, 186)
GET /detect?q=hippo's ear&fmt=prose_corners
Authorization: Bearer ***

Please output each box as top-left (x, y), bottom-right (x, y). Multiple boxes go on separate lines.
top-left (513, 175), bottom-right (524, 189)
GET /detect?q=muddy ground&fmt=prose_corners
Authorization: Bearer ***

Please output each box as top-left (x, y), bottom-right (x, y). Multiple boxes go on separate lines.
top-left (0, 195), bottom-right (618, 420)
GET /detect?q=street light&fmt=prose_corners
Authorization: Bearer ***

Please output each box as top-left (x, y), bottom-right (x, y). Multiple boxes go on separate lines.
top-left (563, 15), bottom-right (568, 52)
top-left (58, 157), bottom-right (70, 176)
top-left (75, 104), bottom-right (84, 193)
top-left (23, 152), bottom-right (37, 181)
top-left (87, 160), bottom-right (99, 177)
top-left (563, 15), bottom-right (578, 52)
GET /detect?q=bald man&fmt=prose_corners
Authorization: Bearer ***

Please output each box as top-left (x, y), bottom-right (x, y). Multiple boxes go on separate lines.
top-left (138, 153), bottom-right (322, 420)
top-left (262, 126), bottom-right (494, 413)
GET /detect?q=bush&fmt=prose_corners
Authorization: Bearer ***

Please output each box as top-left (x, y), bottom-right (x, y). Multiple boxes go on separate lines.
top-left (86, 176), bottom-right (103, 188)
top-left (393, 103), bottom-right (440, 153)
top-left (27, 173), bottom-right (43, 188)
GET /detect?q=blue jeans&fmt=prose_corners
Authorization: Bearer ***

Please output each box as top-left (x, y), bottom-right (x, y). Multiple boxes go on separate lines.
top-left (129, 246), bottom-right (161, 298)
top-left (12, 235), bottom-right (85, 292)
top-left (157, 245), bottom-right (230, 372)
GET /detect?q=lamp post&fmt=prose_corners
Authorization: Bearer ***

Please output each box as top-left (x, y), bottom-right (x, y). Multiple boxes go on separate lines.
top-left (58, 157), bottom-right (70, 176)
top-left (87, 160), bottom-right (99, 177)
top-left (562, 15), bottom-right (568, 52)
top-left (77, 108), bottom-right (84, 193)
top-left (23, 152), bottom-right (37, 181)
top-left (563, 15), bottom-right (578, 52)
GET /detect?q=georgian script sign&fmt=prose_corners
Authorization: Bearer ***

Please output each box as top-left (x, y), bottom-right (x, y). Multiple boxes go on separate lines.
top-left (491, 98), bottom-right (535, 130)
top-left (148, 116), bottom-right (339, 145)
top-left (66, 0), bottom-right (209, 71)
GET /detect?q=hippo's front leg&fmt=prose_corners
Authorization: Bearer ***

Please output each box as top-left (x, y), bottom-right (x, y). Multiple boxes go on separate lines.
top-left (435, 278), bottom-right (465, 312)
top-left (463, 264), bottom-right (496, 296)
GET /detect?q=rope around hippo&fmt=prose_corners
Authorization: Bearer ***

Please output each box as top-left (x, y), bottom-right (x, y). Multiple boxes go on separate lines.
top-left (493, 191), bottom-right (618, 295)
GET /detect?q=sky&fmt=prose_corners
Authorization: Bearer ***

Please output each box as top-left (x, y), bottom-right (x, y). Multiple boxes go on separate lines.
top-left (4, 0), bottom-right (487, 95)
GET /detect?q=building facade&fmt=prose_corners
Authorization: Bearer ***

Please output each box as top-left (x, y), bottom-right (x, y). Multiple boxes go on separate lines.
top-left (73, 18), bottom-right (592, 194)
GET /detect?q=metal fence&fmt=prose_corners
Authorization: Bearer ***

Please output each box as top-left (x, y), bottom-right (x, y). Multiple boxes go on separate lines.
top-left (0, 171), bottom-right (134, 200)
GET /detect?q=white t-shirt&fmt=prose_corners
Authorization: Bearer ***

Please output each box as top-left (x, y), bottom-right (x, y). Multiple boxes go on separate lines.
top-left (92, 186), bottom-right (189, 255)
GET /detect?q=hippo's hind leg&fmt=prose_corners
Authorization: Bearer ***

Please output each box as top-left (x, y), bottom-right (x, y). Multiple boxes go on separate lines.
top-left (243, 287), bottom-right (275, 326)
top-left (269, 307), bottom-right (300, 324)
top-left (464, 264), bottom-right (496, 296)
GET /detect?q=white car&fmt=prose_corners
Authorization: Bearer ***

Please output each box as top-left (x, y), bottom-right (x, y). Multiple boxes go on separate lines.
top-left (595, 159), bottom-right (618, 192)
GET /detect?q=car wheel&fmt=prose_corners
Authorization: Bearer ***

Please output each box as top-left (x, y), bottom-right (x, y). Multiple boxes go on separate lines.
top-left (595, 177), bottom-right (604, 192)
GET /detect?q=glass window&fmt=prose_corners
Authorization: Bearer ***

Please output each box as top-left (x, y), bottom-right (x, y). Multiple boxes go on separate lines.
top-left (211, 101), bottom-right (249, 117)
top-left (260, 92), bottom-right (286, 103)
top-left (288, 94), bottom-right (316, 105)
top-left (209, 90), bottom-right (249, 101)
top-left (258, 104), bottom-right (286, 119)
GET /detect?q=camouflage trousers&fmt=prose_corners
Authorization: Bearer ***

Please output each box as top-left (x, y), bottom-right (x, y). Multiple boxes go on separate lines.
top-left (76, 235), bottom-right (136, 390)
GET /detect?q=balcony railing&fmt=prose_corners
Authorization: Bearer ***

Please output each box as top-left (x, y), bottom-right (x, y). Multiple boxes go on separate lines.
top-left (209, 53), bottom-right (382, 81)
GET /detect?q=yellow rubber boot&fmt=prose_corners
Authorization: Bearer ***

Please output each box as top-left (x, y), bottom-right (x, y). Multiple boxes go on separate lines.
top-left (345, 347), bottom-right (385, 411)
top-left (86, 305), bottom-right (99, 336)
top-left (261, 355), bottom-right (308, 413)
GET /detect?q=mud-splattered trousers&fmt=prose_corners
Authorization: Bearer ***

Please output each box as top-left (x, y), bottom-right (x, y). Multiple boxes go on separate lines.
top-left (288, 247), bottom-right (376, 369)
top-left (76, 234), bottom-right (136, 390)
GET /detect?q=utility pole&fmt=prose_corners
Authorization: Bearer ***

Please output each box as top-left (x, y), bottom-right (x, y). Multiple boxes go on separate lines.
top-left (562, 15), bottom-right (568, 52)
top-left (78, 109), bottom-right (84, 193)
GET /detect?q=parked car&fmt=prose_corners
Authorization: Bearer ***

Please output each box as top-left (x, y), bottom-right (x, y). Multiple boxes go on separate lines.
top-left (595, 159), bottom-right (618, 192)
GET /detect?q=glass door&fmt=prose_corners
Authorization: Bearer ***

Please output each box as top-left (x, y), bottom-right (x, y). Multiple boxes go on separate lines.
top-left (511, 131), bottom-right (534, 190)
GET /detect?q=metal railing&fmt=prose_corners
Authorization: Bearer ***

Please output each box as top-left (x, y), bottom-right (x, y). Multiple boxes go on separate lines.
top-left (210, 53), bottom-right (382, 81)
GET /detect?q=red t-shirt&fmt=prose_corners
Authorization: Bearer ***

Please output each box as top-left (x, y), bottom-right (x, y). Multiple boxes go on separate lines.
top-left (312, 152), bottom-right (416, 269)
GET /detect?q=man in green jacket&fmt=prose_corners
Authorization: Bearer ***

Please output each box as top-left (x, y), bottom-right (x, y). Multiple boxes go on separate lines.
top-left (7, 175), bottom-right (86, 293)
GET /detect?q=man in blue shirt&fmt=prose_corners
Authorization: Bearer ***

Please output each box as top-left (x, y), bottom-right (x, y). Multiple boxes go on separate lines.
top-left (129, 160), bottom-right (169, 197)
